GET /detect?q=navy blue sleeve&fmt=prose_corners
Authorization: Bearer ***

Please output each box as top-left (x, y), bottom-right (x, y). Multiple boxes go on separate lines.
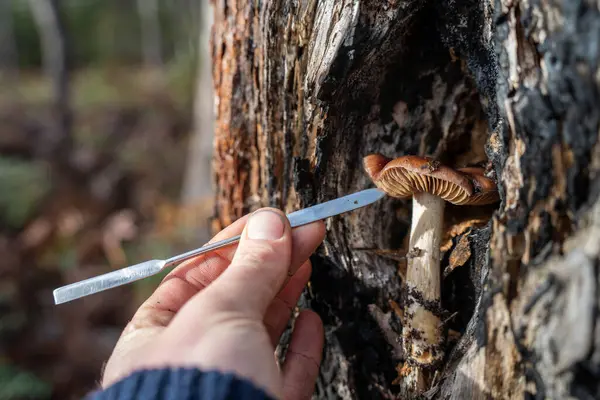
top-left (86, 368), bottom-right (276, 400)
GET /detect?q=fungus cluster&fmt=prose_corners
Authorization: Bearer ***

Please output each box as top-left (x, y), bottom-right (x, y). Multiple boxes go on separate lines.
top-left (363, 154), bottom-right (498, 370)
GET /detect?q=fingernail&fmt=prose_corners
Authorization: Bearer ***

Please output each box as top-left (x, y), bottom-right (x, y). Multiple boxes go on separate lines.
top-left (247, 210), bottom-right (285, 240)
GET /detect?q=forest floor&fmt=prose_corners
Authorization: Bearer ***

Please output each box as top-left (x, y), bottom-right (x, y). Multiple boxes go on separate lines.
top-left (0, 67), bottom-right (213, 400)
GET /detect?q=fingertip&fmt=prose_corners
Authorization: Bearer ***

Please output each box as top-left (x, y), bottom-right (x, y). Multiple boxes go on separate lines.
top-left (288, 221), bottom-right (324, 276)
top-left (293, 220), bottom-right (326, 241)
top-left (293, 259), bottom-right (312, 281)
top-left (245, 209), bottom-right (290, 241)
top-left (314, 220), bottom-right (326, 240)
top-left (287, 309), bottom-right (324, 363)
top-left (253, 206), bottom-right (286, 215)
top-left (282, 309), bottom-right (324, 400)
top-left (295, 309), bottom-right (324, 343)
top-left (293, 309), bottom-right (324, 369)
top-left (250, 207), bottom-right (292, 232)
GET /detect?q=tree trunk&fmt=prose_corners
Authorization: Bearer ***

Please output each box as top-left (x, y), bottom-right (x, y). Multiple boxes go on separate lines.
top-left (180, 0), bottom-right (214, 245)
top-left (27, 0), bottom-right (72, 163)
top-left (182, 0), bottom-right (214, 205)
top-left (136, 0), bottom-right (163, 68)
top-left (211, 0), bottom-right (600, 399)
top-left (0, 0), bottom-right (19, 82)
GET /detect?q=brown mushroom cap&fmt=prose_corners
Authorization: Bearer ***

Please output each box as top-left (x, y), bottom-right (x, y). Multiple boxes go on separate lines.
top-left (456, 167), bottom-right (500, 205)
top-left (363, 154), bottom-right (474, 205)
top-left (363, 154), bottom-right (392, 181)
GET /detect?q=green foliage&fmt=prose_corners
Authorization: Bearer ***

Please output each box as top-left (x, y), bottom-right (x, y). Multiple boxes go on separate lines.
top-left (0, 158), bottom-right (52, 230)
top-left (0, 285), bottom-right (26, 338)
top-left (37, 238), bottom-right (76, 272)
top-left (11, 0), bottom-right (198, 69)
top-left (55, 240), bottom-right (78, 272)
top-left (166, 42), bottom-right (199, 109)
top-left (0, 312), bottom-right (27, 338)
top-left (69, 69), bottom-right (137, 108)
top-left (124, 237), bottom-right (171, 301)
top-left (11, 0), bottom-right (41, 68)
top-left (0, 364), bottom-right (52, 400)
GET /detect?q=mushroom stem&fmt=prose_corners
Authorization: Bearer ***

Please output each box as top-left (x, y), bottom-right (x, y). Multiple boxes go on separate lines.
top-left (403, 192), bottom-right (445, 368)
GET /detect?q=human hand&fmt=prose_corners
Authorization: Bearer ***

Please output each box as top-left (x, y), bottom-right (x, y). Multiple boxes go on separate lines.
top-left (101, 208), bottom-right (326, 400)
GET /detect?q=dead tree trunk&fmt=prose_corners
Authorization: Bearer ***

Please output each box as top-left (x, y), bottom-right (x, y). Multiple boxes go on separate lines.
top-left (211, 0), bottom-right (600, 399)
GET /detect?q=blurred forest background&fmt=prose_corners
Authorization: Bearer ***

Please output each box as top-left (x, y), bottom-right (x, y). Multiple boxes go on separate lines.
top-left (0, 0), bottom-right (214, 398)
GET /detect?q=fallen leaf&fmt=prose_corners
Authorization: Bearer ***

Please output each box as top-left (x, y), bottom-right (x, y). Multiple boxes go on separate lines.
top-left (103, 210), bottom-right (138, 267)
top-left (388, 299), bottom-right (404, 320)
top-left (19, 218), bottom-right (52, 249)
top-left (392, 363), bottom-right (412, 385)
top-left (445, 233), bottom-right (472, 278)
top-left (449, 47), bottom-right (458, 62)
top-left (441, 217), bottom-right (488, 252)
top-left (57, 209), bottom-right (85, 237)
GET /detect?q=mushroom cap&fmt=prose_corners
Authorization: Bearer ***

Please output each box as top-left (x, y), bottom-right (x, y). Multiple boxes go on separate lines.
top-left (363, 154), bottom-right (474, 205)
top-left (363, 154), bottom-right (392, 180)
top-left (457, 167), bottom-right (500, 205)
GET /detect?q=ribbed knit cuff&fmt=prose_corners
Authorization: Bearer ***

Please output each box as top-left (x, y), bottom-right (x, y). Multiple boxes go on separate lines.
top-left (87, 368), bottom-right (275, 400)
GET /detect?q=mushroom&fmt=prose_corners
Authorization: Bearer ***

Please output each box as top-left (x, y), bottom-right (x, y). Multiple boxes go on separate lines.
top-left (456, 167), bottom-right (500, 205)
top-left (363, 154), bottom-right (479, 370)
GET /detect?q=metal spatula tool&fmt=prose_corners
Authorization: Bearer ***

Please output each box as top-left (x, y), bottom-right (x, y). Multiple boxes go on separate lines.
top-left (53, 188), bottom-right (386, 305)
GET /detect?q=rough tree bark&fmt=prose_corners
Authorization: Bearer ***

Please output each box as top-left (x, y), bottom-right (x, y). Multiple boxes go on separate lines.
top-left (210, 0), bottom-right (600, 399)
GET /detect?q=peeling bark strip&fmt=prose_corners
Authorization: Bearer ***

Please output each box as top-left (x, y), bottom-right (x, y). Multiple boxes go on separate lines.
top-left (212, 0), bottom-right (600, 398)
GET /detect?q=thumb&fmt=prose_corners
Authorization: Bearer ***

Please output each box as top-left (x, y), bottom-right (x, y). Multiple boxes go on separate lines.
top-left (207, 208), bottom-right (293, 317)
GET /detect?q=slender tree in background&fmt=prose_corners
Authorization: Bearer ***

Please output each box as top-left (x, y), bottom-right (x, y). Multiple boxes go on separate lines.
top-left (180, 0), bottom-right (214, 245)
top-left (0, 0), bottom-right (19, 82)
top-left (182, 0), bottom-right (213, 204)
top-left (136, 0), bottom-right (163, 68)
top-left (27, 0), bottom-right (71, 162)
top-left (210, 0), bottom-right (600, 399)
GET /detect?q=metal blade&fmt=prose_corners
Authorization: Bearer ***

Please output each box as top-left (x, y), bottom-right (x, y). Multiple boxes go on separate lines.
top-left (163, 188), bottom-right (386, 267)
top-left (53, 260), bottom-right (166, 304)
top-left (53, 188), bottom-right (386, 304)
top-left (286, 188), bottom-right (386, 227)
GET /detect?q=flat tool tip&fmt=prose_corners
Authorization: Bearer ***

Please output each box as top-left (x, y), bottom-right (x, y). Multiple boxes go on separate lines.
top-left (53, 288), bottom-right (70, 305)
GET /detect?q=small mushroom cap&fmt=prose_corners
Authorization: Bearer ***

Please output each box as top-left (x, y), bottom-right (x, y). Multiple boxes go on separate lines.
top-left (363, 154), bottom-right (474, 205)
top-left (457, 167), bottom-right (500, 205)
top-left (363, 154), bottom-right (392, 180)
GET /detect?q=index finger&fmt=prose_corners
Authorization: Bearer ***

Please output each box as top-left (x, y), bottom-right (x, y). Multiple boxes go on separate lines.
top-left (129, 215), bottom-right (249, 327)
top-left (130, 215), bottom-right (325, 328)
